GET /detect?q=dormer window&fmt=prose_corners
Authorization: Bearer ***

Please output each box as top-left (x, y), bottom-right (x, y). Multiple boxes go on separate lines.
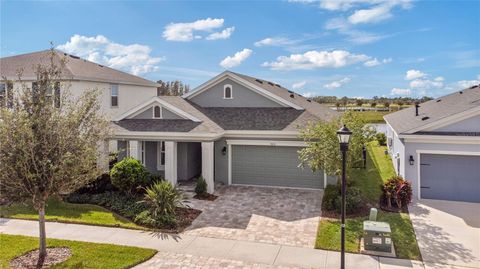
top-left (223, 84), bottom-right (233, 99)
top-left (153, 105), bottom-right (162, 118)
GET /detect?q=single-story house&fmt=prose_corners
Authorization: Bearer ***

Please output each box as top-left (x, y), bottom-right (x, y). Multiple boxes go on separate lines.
top-left (384, 85), bottom-right (480, 203)
top-left (111, 71), bottom-right (338, 193)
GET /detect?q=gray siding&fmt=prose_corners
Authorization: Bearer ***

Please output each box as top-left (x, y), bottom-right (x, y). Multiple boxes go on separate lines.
top-left (190, 78), bottom-right (283, 108)
top-left (177, 142), bottom-right (202, 181)
top-left (420, 154), bottom-right (480, 203)
top-left (132, 106), bottom-right (184, 120)
top-left (214, 138), bottom-right (229, 184)
top-left (432, 115), bottom-right (480, 132)
top-left (231, 145), bottom-right (324, 189)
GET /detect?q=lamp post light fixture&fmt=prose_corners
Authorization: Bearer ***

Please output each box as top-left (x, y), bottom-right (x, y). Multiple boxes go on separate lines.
top-left (337, 124), bottom-right (352, 269)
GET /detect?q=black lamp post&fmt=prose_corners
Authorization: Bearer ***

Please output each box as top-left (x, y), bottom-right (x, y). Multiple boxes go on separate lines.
top-left (337, 125), bottom-right (352, 269)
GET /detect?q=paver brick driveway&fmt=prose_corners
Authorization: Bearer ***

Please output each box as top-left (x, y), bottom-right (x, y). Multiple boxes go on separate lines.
top-left (183, 185), bottom-right (323, 248)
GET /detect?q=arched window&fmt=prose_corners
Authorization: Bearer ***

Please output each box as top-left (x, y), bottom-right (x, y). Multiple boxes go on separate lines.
top-left (224, 84), bottom-right (233, 99)
top-left (153, 105), bottom-right (162, 118)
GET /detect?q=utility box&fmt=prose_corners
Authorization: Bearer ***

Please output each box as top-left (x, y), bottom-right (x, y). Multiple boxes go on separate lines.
top-left (369, 208), bottom-right (378, 221)
top-left (363, 221), bottom-right (392, 253)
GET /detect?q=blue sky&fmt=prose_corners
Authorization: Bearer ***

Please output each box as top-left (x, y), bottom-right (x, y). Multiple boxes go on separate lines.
top-left (1, 0), bottom-right (479, 98)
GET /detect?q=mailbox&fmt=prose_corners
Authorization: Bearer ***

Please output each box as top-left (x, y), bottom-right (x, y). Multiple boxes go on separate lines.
top-left (363, 221), bottom-right (392, 253)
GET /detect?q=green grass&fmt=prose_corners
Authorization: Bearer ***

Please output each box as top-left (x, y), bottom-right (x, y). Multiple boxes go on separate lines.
top-left (315, 211), bottom-right (420, 260)
top-left (0, 234), bottom-right (156, 269)
top-left (354, 142), bottom-right (395, 204)
top-left (353, 111), bottom-right (391, 123)
top-left (315, 142), bottom-right (421, 260)
top-left (0, 198), bottom-right (143, 230)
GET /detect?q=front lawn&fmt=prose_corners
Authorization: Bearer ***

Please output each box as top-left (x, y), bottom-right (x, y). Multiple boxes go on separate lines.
top-left (316, 211), bottom-right (420, 260)
top-left (0, 198), bottom-right (143, 230)
top-left (315, 141), bottom-right (421, 260)
top-left (0, 234), bottom-right (157, 268)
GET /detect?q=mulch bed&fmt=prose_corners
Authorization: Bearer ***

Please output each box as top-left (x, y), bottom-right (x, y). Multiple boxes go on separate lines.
top-left (170, 207), bottom-right (202, 233)
top-left (193, 193), bottom-right (218, 201)
top-left (10, 247), bottom-right (72, 269)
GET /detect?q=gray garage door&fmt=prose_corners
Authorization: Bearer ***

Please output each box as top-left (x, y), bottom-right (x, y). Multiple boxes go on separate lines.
top-left (232, 145), bottom-right (323, 189)
top-left (420, 154), bottom-right (480, 203)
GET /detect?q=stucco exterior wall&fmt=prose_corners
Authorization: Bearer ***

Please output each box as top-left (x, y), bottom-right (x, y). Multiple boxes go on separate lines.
top-left (386, 123), bottom-right (405, 176)
top-left (189, 78), bottom-right (282, 107)
top-left (10, 80), bottom-right (157, 120)
top-left (177, 142), bottom-right (202, 181)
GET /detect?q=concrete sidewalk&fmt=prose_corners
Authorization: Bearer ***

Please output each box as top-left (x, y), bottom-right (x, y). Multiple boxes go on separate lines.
top-left (0, 218), bottom-right (424, 269)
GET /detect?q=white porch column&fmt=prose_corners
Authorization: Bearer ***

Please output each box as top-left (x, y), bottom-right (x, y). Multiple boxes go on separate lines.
top-left (108, 140), bottom-right (118, 153)
top-left (97, 139), bottom-right (109, 172)
top-left (128, 140), bottom-right (141, 160)
top-left (201, 142), bottom-right (215, 194)
top-left (165, 141), bottom-right (178, 186)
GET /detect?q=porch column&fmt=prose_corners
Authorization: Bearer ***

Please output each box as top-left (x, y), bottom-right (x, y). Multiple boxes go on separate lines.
top-left (201, 141), bottom-right (215, 194)
top-left (97, 139), bottom-right (109, 172)
top-left (165, 141), bottom-right (178, 186)
top-left (128, 140), bottom-right (141, 160)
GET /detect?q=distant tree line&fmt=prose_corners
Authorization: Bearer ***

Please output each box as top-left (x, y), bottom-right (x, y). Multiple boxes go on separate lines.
top-left (156, 80), bottom-right (190, 96)
top-left (312, 95), bottom-right (433, 107)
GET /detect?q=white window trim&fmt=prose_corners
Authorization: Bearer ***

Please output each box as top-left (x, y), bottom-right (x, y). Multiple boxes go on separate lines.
top-left (157, 141), bottom-right (165, 170)
top-left (110, 84), bottom-right (119, 108)
top-left (223, 84), bottom-right (233, 99)
top-left (141, 141), bottom-right (146, 165)
top-left (153, 105), bottom-right (163, 119)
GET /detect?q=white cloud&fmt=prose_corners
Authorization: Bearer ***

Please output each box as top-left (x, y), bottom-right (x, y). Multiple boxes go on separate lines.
top-left (390, 88), bottom-right (411, 95)
top-left (405, 69), bottom-right (426, 80)
top-left (292, 81), bottom-right (307, 89)
top-left (206, 27), bottom-right (235, 40)
top-left (325, 17), bottom-right (387, 44)
top-left (452, 76), bottom-right (480, 89)
top-left (301, 91), bottom-right (316, 98)
top-left (163, 18), bottom-right (234, 41)
top-left (348, 3), bottom-right (394, 24)
top-left (262, 50), bottom-right (371, 70)
top-left (323, 77), bottom-right (351, 89)
top-left (57, 34), bottom-right (163, 75)
top-left (220, 49), bottom-right (252, 69)
top-left (364, 58), bottom-right (391, 67)
top-left (254, 37), bottom-right (297, 47)
top-left (409, 79), bottom-right (444, 90)
top-left (434, 76), bottom-right (444, 82)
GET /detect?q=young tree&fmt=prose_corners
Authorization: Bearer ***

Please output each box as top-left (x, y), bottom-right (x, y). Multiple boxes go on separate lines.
top-left (0, 49), bottom-right (109, 265)
top-left (299, 111), bottom-right (375, 179)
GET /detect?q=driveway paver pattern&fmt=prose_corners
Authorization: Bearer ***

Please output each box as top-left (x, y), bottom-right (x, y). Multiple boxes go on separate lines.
top-left (183, 185), bottom-right (323, 248)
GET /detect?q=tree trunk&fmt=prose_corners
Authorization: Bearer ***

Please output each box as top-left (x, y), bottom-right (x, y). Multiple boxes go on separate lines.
top-left (37, 201), bottom-right (47, 267)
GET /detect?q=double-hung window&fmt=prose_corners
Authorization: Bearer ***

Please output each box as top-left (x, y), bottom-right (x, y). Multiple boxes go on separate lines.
top-left (111, 84), bottom-right (119, 107)
top-left (157, 141), bottom-right (165, 170)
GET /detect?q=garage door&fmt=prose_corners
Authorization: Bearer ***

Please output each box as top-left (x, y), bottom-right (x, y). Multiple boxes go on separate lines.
top-left (231, 145), bottom-right (323, 189)
top-left (420, 154), bottom-right (480, 203)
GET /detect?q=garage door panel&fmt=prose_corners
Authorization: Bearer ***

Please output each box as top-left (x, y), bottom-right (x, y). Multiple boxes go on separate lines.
top-left (232, 145), bottom-right (323, 189)
top-left (421, 154), bottom-right (480, 203)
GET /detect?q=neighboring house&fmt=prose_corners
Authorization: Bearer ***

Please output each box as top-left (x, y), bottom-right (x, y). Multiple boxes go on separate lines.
top-left (384, 85), bottom-right (480, 203)
top-left (111, 71), bottom-right (337, 193)
top-left (0, 50), bottom-right (159, 120)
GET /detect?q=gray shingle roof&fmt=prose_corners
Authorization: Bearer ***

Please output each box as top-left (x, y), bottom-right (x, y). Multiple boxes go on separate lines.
top-left (196, 107), bottom-right (304, 130)
top-left (0, 50), bottom-right (158, 87)
top-left (384, 85), bottom-right (480, 134)
top-left (231, 72), bottom-right (337, 121)
top-left (113, 119), bottom-right (201, 132)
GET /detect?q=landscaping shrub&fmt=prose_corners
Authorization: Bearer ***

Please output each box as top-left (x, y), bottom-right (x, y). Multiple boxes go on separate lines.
top-left (381, 176), bottom-right (413, 209)
top-left (109, 157), bottom-right (149, 193)
top-left (322, 184), bottom-right (364, 214)
top-left (376, 132), bottom-right (387, 146)
top-left (75, 173), bottom-right (117, 194)
top-left (194, 176), bottom-right (207, 196)
top-left (137, 181), bottom-right (187, 228)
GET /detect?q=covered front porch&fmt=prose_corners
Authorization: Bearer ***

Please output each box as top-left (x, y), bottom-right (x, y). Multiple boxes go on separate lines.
top-left (110, 139), bottom-right (215, 193)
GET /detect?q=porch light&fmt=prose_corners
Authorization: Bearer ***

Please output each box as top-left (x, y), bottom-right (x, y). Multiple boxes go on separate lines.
top-left (222, 146), bottom-right (227, 155)
top-left (337, 125), bottom-right (352, 149)
top-left (409, 155), bottom-right (414, 165)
